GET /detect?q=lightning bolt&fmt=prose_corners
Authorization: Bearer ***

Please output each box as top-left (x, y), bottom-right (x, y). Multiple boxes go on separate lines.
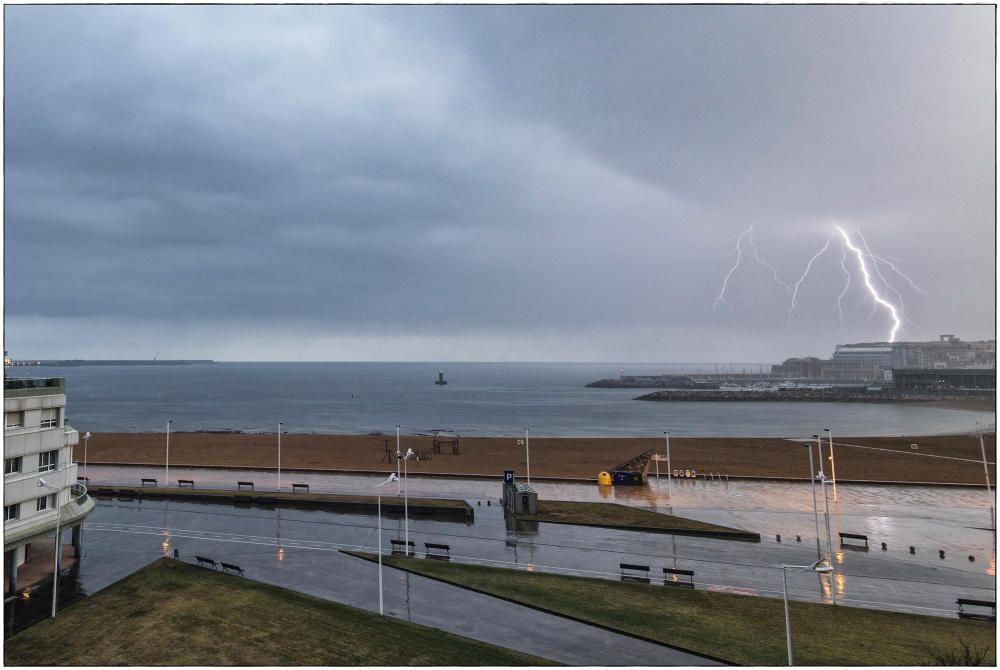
top-left (836, 238), bottom-right (851, 331)
top-left (747, 228), bottom-right (791, 292)
top-left (785, 235), bottom-right (833, 326)
top-left (713, 228), bottom-right (749, 313)
top-left (856, 230), bottom-right (923, 336)
top-left (835, 225), bottom-right (902, 342)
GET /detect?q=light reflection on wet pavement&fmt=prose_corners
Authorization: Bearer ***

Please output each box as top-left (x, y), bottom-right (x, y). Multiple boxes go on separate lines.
top-left (79, 464), bottom-right (995, 622)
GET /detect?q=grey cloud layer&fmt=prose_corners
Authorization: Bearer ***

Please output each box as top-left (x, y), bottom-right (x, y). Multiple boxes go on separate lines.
top-left (4, 5), bottom-right (994, 360)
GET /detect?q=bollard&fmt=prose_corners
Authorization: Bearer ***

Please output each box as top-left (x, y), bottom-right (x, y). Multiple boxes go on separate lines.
top-left (487, 500), bottom-right (491, 506)
top-left (776, 534), bottom-right (781, 543)
top-left (909, 546), bottom-right (915, 554)
top-left (173, 549), bottom-right (179, 560)
top-left (939, 550), bottom-right (945, 559)
top-left (477, 501), bottom-right (481, 506)
top-left (795, 535), bottom-right (801, 542)
top-left (881, 542), bottom-right (887, 551)
top-left (969, 555), bottom-right (975, 562)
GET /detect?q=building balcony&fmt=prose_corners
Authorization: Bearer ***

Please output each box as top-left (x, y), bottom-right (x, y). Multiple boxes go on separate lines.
top-left (3, 483), bottom-right (95, 551)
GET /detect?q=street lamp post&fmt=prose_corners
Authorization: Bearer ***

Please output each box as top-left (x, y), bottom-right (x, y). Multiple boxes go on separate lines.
top-left (376, 473), bottom-right (398, 616)
top-left (277, 422), bottom-right (283, 492)
top-left (664, 431), bottom-right (673, 509)
top-left (82, 432), bottom-right (91, 481)
top-left (403, 448), bottom-right (415, 554)
top-left (803, 443), bottom-right (822, 560)
top-left (817, 472), bottom-right (837, 606)
top-left (395, 425), bottom-right (402, 495)
top-left (824, 428), bottom-right (838, 502)
top-left (37, 479), bottom-right (85, 619)
top-left (977, 422), bottom-right (995, 530)
top-left (778, 559), bottom-right (834, 666)
top-left (524, 427), bottom-right (530, 485)
top-left (165, 420), bottom-right (173, 487)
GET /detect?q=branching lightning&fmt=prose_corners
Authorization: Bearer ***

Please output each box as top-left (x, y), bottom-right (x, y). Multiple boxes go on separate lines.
top-left (836, 239), bottom-right (851, 331)
top-left (835, 225), bottom-right (902, 342)
top-left (713, 223), bottom-right (925, 343)
top-left (785, 235), bottom-right (833, 326)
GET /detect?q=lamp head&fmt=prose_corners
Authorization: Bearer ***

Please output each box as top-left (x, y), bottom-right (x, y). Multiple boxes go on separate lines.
top-left (405, 448), bottom-right (415, 459)
top-left (84, 432), bottom-right (91, 439)
top-left (809, 558), bottom-right (834, 573)
top-left (37, 478), bottom-right (47, 488)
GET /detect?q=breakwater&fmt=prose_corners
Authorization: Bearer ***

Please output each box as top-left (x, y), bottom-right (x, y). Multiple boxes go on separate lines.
top-left (634, 389), bottom-right (993, 402)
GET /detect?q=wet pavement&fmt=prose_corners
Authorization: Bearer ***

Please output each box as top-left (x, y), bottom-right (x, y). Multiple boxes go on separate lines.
top-left (41, 464), bottom-right (997, 640)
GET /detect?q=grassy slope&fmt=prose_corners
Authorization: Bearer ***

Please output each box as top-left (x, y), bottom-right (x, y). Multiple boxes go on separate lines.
top-left (522, 500), bottom-right (755, 536)
top-left (372, 556), bottom-right (996, 666)
top-left (4, 558), bottom-right (554, 666)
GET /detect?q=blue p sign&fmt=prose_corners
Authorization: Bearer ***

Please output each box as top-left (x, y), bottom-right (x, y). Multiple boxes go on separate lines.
top-left (504, 470), bottom-right (514, 484)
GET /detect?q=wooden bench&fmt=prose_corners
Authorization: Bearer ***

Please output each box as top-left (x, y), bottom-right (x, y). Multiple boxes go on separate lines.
top-left (424, 542), bottom-right (451, 560)
top-left (291, 483), bottom-right (309, 493)
top-left (140, 478), bottom-right (157, 488)
top-left (196, 556), bottom-right (219, 570)
top-left (177, 479), bottom-right (194, 488)
top-left (391, 539), bottom-right (415, 556)
top-left (620, 563), bottom-right (651, 583)
top-left (237, 481), bottom-right (254, 491)
top-left (220, 562), bottom-right (245, 576)
top-left (957, 598), bottom-right (996, 621)
top-left (839, 532), bottom-right (869, 550)
top-left (76, 476), bottom-right (90, 483)
top-left (663, 567), bottom-right (695, 588)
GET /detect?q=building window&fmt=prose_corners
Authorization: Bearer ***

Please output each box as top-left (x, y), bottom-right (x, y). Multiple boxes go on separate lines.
top-left (38, 450), bottom-right (58, 473)
top-left (5, 411), bottom-right (23, 429)
top-left (4, 457), bottom-right (22, 476)
top-left (36, 495), bottom-right (54, 512)
top-left (4, 504), bottom-right (19, 522)
top-left (39, 408), bottom-right (60, 429)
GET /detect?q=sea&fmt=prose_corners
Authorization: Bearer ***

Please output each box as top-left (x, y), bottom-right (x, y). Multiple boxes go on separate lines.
top-left (10, 362), bottom-right (994, 437)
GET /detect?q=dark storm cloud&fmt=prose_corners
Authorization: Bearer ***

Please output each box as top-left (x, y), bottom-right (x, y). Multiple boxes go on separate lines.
top-left (4, 5), bottom-right (994, 361)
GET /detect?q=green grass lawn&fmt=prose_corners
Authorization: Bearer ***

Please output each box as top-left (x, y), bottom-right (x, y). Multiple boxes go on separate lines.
top-left (4, 558), bottom-right (555, 666)
top-left (521, 500), bottom-right (758, 539)
top-left (363, 554), bottom-right (995, 666)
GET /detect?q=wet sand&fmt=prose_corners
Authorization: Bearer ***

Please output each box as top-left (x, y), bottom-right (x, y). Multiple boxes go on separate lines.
top-left (77, 432), bottom-right (995, 485)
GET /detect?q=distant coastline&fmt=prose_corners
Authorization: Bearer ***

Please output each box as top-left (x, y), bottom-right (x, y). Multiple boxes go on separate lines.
top-left (6, 359), bottom-right (216, 367)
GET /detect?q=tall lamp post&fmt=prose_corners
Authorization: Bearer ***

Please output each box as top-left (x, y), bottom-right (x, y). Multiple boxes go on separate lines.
top-left (376, 473), bottom-right (398, 616)
top-left (82, 432), bottom-right (91, 481)
top-left (403, 448), bottom-right (415, 554)
top-left (524, 427), bottom-right (531, 485)
top-left (777, 559), bottom-right (834, 666)
top-left (803, 443), bottom-right (822, 560)
top-left (277, 422), bottom-right (283, 492)
top-left (664, 431), bottom-right (673, 509)
top-left (977, 421), bottom-right (995, 530)
top-left (165, 420), bottom-right (173, 486)
top-left (37, 478), bottom-right (85, 619)
top-left (823, 428), bottom-right (838, 502)
top-left (395, 425), bottom-right (402, 495)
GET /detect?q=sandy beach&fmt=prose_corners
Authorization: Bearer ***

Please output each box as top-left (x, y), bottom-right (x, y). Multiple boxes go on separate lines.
top-left (77, 431), bottom-right (995, 485)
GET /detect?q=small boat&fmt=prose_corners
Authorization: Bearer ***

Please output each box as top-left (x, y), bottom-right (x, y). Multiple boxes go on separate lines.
top-left (435, 371), bottom-right (448, 385)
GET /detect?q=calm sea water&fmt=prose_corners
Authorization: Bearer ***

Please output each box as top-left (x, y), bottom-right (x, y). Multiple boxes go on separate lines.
top-left (12, 362), bottom-right (994, 437)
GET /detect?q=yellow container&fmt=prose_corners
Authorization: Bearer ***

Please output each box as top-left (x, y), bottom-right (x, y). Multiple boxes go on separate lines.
top-left (597, 471), bottom-right (612, 486)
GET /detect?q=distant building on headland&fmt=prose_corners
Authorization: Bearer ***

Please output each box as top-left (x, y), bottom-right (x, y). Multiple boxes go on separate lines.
top-left (772, 335), bottom-right (996, 384)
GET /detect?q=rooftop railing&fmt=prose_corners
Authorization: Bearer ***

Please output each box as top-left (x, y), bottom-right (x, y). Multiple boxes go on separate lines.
top-left (4, 377), bottom-right (66, 397)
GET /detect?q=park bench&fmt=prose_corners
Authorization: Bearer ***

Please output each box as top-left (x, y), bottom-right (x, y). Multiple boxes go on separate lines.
top-left (957, 598), bottom-right (996, 621)
top-left (391, 539), bottom-right (415, 556)
top-left (424, 542), bottom-right (451, 560)
top-left (76, 476), bottom-right (89, 483)
top-left (140, 478), bottom-right (157, 487)
top-left (196, 556), bottom-right (219, 570)
top-left (177, 479), bottom-right (194, 488)
top-left (620, 563), bottom-right (651, 583)
top-left (220, 562), bottom-right (245, 576)
top-left (662, 567), bottom-right (695, 588)
top-left (839, 532), bottom-right (869, 550)
top-left (237, 481), bottom-right (254, 491)
top-left (291, 483), bottom-right (309, 493)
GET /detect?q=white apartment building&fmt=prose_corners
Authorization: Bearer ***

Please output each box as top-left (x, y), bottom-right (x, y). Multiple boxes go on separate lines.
top-left (4, 377), bottom-right (95, 595)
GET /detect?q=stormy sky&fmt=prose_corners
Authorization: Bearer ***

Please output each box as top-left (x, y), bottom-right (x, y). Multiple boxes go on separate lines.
top-left (4, 5), bottom-right (995, 362)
